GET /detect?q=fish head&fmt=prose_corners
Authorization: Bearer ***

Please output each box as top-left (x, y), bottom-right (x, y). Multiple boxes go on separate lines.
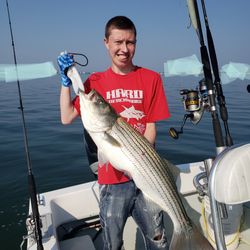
top-left (79, 89), bottom-right (118, 133)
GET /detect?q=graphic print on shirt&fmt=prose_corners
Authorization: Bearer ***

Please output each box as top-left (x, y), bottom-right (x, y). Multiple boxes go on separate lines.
top-left (106, 88), bottom-right (143, 104)
top-left (120, 105), bottom-right (145, 121)
top-left (105, 88), bottom-right (146, 134)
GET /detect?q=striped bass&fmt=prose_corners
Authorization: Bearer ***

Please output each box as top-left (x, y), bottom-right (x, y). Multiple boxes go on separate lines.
top-left (79, 89), bottom-right (213, 250)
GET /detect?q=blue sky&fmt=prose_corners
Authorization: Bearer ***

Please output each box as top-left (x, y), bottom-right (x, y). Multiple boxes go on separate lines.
top-left (1, 0), bottom-right (250, 73)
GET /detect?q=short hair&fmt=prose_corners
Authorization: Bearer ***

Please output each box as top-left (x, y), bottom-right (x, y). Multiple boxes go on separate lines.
top-left (105, 16), bottom-right (137, 39)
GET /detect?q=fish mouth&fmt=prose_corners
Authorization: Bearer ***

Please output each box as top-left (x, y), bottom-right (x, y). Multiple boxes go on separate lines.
top-left (87, 89), bottom-right (97, 101)
top-left (79, 89), bottom-right (96, 101)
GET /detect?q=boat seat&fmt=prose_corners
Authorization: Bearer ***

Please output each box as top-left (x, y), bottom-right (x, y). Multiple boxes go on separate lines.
top-left (59, 235), bottom-right (96, 250)
top-left (213, 143), bottom-right (250, 204)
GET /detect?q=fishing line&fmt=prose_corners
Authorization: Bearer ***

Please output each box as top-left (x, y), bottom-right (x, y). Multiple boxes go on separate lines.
top-left (5, 0), bottom-right (44, 249)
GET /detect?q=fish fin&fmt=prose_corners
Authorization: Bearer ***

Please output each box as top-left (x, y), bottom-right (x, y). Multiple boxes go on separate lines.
top-left (170, 225), bottom-right (213, 250)
top-left (140, 192), bottom-right (166, 211)
top-left (97, 150), bottom-right (109, 169)
top-left (104, 132), bottom-right (121, 147)
top-left (163, 158), bottom-right (180, 183)
top-left (141, 192), bottom-right (154, 203)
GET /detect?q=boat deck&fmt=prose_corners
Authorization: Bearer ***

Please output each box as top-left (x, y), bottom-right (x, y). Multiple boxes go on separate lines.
top-left (27, 161), bottom-right (250, 250)
top-left (56, 193), bottom-right (250, 250)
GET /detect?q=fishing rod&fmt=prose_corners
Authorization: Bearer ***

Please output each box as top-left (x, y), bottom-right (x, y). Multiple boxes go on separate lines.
top-left (5, 0), bottom-right (44, 249)
top-left (187, 0), bottom-right (225, 154)
top-left (200, 0), bottom-right (233, 146)
top-left (187, 1), bottom-right (229, 250)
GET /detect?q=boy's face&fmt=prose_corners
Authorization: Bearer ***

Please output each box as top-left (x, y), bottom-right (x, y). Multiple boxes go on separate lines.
top-left (104, 28), bottom-right (136, 73)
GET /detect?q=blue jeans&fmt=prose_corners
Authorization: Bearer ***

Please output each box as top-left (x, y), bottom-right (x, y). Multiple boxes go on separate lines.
top-left (99, 180), bottom-right (168, 250)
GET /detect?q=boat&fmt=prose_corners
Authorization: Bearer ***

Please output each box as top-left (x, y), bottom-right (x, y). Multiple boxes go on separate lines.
top-left (24, 148), bottom-right (250, 250)
top-left (3, 0), bottom-right (249, 249)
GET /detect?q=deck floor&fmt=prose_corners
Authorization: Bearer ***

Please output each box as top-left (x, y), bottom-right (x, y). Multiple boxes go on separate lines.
top-left (58, 194), bottom-right (250, 250)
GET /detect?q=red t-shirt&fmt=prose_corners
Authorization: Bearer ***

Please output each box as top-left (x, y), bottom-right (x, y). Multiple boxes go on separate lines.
top-left (73, 67), bottom-right (170, 184)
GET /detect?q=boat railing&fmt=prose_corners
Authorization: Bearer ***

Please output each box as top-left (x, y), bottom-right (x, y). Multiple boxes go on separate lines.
top-left (209, 142), bottom-right (250, 250)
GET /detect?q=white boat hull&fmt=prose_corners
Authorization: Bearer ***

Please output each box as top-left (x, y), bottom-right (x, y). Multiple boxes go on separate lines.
top-left (26, 161), bottom-right (250, 250)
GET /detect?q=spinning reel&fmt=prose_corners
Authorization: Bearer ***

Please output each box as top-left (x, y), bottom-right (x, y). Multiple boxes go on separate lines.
top-left (169, 79), bottom-right (210, 139)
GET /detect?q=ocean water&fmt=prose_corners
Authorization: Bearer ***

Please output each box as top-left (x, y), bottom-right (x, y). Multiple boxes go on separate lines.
top-left (0, 75), bottom-right (250, 250)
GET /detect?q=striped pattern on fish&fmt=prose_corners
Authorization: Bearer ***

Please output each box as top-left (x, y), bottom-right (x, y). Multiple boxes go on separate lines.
top-left (79, 89), bottom-right (214, 250)
top-left (109, 117), bottom-right (192, 233)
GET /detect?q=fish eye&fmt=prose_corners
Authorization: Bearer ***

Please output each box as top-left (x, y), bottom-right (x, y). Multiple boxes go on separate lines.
top-left (97, 98), bottom-right (104, 105)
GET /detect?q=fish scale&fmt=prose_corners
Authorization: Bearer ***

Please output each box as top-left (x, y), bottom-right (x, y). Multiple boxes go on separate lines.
top-left (109, 117), bottom-right (192, 233)
top-left (79, 89), bottom-right (214, 249)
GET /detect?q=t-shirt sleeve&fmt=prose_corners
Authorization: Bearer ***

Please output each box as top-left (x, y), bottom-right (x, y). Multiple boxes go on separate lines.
top-left (145, 74), bottom-right (170, 122)
top-left (72, 95), bottom-right (80, 115)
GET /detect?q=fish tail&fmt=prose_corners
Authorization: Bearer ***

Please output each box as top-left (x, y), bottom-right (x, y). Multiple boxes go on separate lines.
top-left (170, 225), bottom-right (214, 250)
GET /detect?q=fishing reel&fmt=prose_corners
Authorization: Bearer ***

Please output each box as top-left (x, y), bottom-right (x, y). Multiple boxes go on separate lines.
top-left (169, 79), bottom-right (210, 139)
